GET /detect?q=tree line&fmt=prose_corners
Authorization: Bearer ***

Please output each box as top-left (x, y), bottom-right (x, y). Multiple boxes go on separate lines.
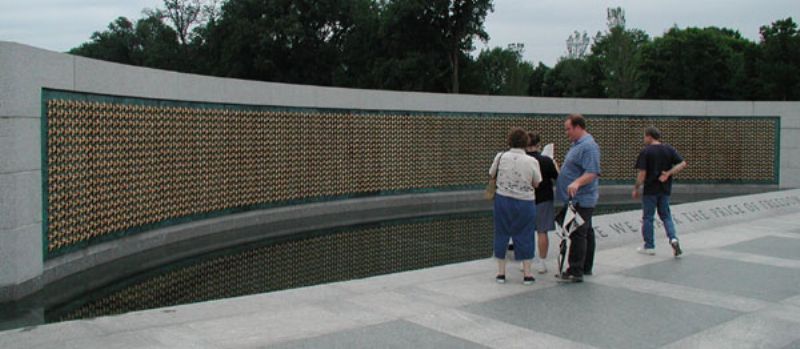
top-left (70, 1), bottom-right (800, 100)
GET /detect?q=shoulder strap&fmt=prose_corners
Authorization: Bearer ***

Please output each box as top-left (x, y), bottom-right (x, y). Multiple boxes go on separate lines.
top-left (492, 152), bottom-right (506, 179)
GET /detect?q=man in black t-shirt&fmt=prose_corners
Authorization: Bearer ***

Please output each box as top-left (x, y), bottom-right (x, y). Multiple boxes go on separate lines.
top-left (633, 127), bottom-right (687, 257)
top-left (527, 132), bottom-right (559, 273)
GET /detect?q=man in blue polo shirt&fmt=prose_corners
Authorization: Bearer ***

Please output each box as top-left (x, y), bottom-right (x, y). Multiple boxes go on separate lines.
top-left (556, 114), bottom-right (601, 283)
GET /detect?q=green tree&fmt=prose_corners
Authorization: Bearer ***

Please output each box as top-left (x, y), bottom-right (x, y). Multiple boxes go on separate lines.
top-left (152, 0), bottom-right (204, 46)
top-left (544, 57), bottom-right (603, 98)
top-left (205, 0), bottom-right (376, 85)
top-left (639, 26), bottom-right (756, 100)
top-left (70, 17), bottom-right (140, 64)
top-left (134, 15), bottom-right (185, 70)
top-left (756, 17), bottom-right (800, 100)
top-left (471, 43), bottom-right (533, 95)
top-left (375, 0), bottom-right (493, 93)
top-left (592, 7), bottom-right (649, 98)
top-left (70, 15), bottom-right (184, 71)
top-left (541, 24), bottom-right (604, 98)
top-left (528, 62), bottom-right (550, 96)
top-left (371, 0), bottom-right (449, 91)
top-left (329, 1), bottom-right (383, 88)
top-left (566, 30), bottom-right (590, 60)
top-left (435, 0), bottom-right (494, 93)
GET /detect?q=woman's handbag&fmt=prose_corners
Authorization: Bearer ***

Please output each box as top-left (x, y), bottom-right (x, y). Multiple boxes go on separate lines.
top-left (484, 178), bottom-right (497, 200)
top-left (484, 153), bottom-right (505, 200)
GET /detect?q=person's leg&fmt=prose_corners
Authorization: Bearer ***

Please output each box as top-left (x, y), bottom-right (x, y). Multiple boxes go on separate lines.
top-left (511, 218), bottom-right (536, 266)
top-left (641, 195), bottom-right (657, 249)
top-left (656, 194), bottom-right (677, 241)
top-left (511, 199), bottom-right (537, 279)
top-left (566, 209), bottom-right (588, 277)
top-left (536, 200), bottom-right (554, 259)
top-left (494, 231), bottom-right (509, 281)
top-left (493, 230), bottom-right (509, 260)
top-left (522, 260), bottom-right (533, 277)
top-left (513, 231), bottom-right (534, 273)
top-left (493, 196), bottom-right (510, 277)
top-left (579, 207), bottom-right (595, 275)
top-left (537, 232), bottom-right (549, 259)
top-left (657, 194), bottom-right (682, 256)
top-left (497, 258), bottom-right (507, 276)
top-left (494, 195), bottom-right (511, 258)
top-left (534, 232), bottom-right (549, 273)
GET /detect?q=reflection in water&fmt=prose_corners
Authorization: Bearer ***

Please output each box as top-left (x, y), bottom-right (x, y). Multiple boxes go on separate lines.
top-left (47, 213), bottom-right (494, 323)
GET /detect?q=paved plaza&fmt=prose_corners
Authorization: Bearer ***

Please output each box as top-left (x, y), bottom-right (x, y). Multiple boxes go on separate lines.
top-left (2, 209), bottom-right (800, 348)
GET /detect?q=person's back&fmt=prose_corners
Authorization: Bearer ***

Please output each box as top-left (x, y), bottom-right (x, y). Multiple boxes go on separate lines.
top-left (493, 150), bottom-right (540, 201)
top-left (528, 152), bottom-right (557, 204)
top-left (638, 143), bottom-right (682, 195)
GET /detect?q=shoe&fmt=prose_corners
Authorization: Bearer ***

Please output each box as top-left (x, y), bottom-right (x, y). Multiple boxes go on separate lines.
top-left (496, 275), bottom-right (506, 284)
top-left (670, 239), bottom-right (683, 257)
top-left (637, 246), bottom-right (656, 255)
top-left (523, 276), bottom-right (535, 285)
top-left (583, 270), bottom-right (593, 276)
top-left (535, 260), bottom-right (548, 274)
top-left (555, 273), bottom-right (583, 283)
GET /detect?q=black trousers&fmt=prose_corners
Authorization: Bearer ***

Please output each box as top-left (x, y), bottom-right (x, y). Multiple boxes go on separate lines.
top-left (567, 205), bottom-right (595, 277)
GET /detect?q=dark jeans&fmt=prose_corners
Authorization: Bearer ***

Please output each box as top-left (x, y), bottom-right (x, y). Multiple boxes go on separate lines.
top-left (641, 194), bottom-right (677, 249)
top-left (567, 205), bottom-right (595, 277)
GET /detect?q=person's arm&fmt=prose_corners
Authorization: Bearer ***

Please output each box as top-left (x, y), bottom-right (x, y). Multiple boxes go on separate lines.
top-left (567, 146), bottom-right (600, 197)
top-left (567, 172), bottom-right (598, 198)
top-left (550, 145), bottom-right (560, 174)
top-left (632, 169), bottom-right (646, 199)
top-left (488, 153), bottom-right (501, 178)
top-left (548, 158), bottom-right (559, 178)
top-left (533, 165), bottom-right (543, 188)
top-left (659, 161), bottom-right (687, 182)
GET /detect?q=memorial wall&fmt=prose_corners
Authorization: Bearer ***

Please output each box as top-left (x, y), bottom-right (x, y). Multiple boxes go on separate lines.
top-left (42, 90), bottom-right (778, 258)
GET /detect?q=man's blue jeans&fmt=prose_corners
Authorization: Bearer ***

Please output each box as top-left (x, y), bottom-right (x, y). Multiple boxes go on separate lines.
top-left (641, 194), bottom-right (677, 249)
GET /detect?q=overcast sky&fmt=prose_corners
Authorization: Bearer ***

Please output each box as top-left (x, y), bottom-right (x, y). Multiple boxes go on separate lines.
top-left (1, 0), bottom-right (798, 67)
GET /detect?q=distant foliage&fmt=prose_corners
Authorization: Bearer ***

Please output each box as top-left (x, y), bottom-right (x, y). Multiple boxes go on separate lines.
top-left (69, 2), bottom-right (800, 100)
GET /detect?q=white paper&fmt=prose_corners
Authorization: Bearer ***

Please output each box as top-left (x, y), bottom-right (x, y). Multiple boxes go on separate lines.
top-left (562, 204), bottom-right (584, 234)
top-left (541, 143), bottom-right (554, 159)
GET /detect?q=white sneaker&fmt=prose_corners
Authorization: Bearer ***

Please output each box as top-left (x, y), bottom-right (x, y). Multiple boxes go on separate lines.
top-left (535, 260), bottom-right (548, 274)
top-left (670, 239), bottom-right (683, 257)
top-left (637, 246), bottom-right (656, 255)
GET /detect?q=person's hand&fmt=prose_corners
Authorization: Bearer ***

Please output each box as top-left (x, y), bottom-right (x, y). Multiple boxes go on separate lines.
top-left (632, 188), bottom-right (640, 199)
top-left (567, 181), bottom-right (580, 197)
top-left (659, 171), bottom-right (670, 182)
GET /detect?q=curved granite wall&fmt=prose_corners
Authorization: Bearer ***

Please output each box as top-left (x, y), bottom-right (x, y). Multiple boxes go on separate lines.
top-left (2, 41), bottom-right (799, 300)
top-left (41, 90), bottom-right (779, 258)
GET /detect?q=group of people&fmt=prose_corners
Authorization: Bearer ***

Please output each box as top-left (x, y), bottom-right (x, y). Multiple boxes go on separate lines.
top-left (489, 114), bottom-right (687, 284)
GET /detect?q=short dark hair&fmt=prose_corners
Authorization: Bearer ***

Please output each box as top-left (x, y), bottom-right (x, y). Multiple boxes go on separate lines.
top-left (645, 126), bottom-right (661, 140)
top-left (527, 132), bottom-right (541, 147)
top-left (508, 128), bottom-right (529, 148)
top-left (566, 114), bottom-right (586, 129)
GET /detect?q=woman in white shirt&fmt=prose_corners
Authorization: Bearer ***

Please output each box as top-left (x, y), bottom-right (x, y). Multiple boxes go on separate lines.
top-left (488, 128), bottom-right (542, 285)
